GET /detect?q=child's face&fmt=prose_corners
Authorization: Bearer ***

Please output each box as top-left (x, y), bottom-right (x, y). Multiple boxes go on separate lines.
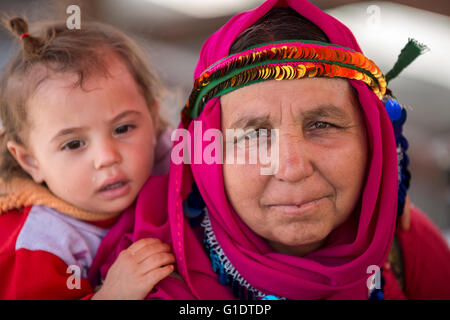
top-left (14, 55), bottom-right (158, 215)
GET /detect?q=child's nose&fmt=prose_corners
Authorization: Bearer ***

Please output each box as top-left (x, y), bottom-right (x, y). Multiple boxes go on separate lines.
top-left (94, 140), bottom-right (122, 170)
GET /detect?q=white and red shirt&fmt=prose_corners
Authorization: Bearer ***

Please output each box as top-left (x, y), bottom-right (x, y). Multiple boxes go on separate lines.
top-left (0, 205), bottom-right (118, 299)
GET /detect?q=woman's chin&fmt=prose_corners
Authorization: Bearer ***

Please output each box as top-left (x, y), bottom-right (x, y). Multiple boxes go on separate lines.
top-left (268, 229), bottom-right (330, 256)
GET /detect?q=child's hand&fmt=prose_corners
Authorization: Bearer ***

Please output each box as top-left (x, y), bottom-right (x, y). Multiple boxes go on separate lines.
top-left (92, 238), bottom-right (175, 300)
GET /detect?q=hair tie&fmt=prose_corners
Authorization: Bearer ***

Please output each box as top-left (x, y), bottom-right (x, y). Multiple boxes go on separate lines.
top-left (20, 33), bottom-right (29, 40)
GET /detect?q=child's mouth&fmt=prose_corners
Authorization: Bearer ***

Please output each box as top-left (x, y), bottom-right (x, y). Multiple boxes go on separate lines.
top-left (98, 180), bottom-right (131, 200)
top-left (101, 181), bottom-right (126, 191)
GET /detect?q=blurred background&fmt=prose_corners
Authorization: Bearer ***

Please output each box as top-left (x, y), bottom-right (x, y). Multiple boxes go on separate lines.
top-left (0, 0), bottom-right (449, 242)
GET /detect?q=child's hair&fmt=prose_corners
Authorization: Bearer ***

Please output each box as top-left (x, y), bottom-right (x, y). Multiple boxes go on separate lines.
top-left (0, 17), bottom-right (167, 181)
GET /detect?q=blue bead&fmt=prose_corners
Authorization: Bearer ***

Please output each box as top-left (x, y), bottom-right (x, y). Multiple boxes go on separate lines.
top-left (403, 153), bottom-right (409, 166)
top-left (385, 99), bottom-right (402, 121)
top-left (404, 171), bottom-right (411, 180)
top-left (192, 183), bottom-right (200, 194)
top-left (211, 254), bottom-right (221, 273)
top-left (404, 176), bottom-right (410, 188)
top-left (369, 289), bottom-right (384, 300)
top-left (400, 174), bottom-right (407, 184)
top-left (183, 200), bottom-right (203, 218)
top-left (400, 182), bottom-right (408, 192)
top-left (399, 137), bottom-right (409, 150)
top-left (262, 295), bottom-right (280, 300)
top-left (394, 108), bottom-right (407, 126)
top-left (376, 290), bottom-right (384, 300)
top-left (187, 192), bottom-right (206, 210)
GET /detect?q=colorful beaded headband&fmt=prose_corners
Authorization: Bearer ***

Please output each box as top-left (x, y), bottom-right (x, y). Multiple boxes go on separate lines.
top-left (181, 40), bottom-right (387, 126)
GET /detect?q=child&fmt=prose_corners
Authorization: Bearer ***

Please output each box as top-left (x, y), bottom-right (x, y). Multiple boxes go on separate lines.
top-left (0, 17), bottom-right (174, 299)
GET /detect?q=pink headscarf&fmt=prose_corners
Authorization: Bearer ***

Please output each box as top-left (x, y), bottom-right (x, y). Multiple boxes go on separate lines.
top-left (91, 0), bottom-right (398, 300)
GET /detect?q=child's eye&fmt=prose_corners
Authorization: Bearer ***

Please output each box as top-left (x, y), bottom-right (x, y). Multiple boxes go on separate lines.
top-left (114, 124), bottom-right (135, 135)
top-left (62, 140), bottom-right (85, 151)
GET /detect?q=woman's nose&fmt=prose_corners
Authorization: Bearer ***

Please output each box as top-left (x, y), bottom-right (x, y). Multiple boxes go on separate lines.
top-left (274, 129), bottom-right (314, 182)
top-left (94, 139), bottom-right (122, 170)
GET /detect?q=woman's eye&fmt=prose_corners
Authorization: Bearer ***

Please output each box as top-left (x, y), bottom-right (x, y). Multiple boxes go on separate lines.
top-left (312, 121), bottom-right (333, 129)
top-left (114, 124), bottom-right (135, 135)
top-left (248, 128), bottom-right (270, 139)
top-left (236, 128), bottom-right (270, 143)
top-left (62, 140), bottom-right (85, 151)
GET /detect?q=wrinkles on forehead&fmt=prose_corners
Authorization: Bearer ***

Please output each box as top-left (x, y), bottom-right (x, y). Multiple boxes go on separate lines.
top-left (221, 78), bottom-right (360, 130)
top-left (228, 105), bottom-right (352, 130)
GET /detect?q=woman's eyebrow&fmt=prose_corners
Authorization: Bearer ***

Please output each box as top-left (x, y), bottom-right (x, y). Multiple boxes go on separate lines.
top-left (229, 114), bottom-right (271, 129)
top-left (302, 104), bottom-right (350, 122)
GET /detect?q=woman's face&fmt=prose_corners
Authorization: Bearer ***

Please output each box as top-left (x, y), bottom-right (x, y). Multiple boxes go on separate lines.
top-left (221, 78), bottom-right (368, 256)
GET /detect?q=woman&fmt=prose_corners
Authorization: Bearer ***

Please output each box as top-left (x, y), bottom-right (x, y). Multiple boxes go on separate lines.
top-left (92, 0), bottom-right (450, 299)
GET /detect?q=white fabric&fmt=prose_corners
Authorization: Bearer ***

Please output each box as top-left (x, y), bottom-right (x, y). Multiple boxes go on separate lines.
top-left (16, 205), bottom-right (109, 278)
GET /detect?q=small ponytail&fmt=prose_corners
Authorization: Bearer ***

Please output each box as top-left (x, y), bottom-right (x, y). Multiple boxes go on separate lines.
top-left (6, 17), bottom-right (49, 60)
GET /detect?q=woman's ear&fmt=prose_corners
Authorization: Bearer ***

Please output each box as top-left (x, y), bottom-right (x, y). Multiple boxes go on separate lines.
top-left (6, 141), bottom-right (44, 183)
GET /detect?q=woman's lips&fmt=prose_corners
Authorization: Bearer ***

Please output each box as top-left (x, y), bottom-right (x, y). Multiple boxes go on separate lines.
top-left (97, 181), bottom-right (131, 200)
top-left (266, 196), bottom-right (328, 214)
